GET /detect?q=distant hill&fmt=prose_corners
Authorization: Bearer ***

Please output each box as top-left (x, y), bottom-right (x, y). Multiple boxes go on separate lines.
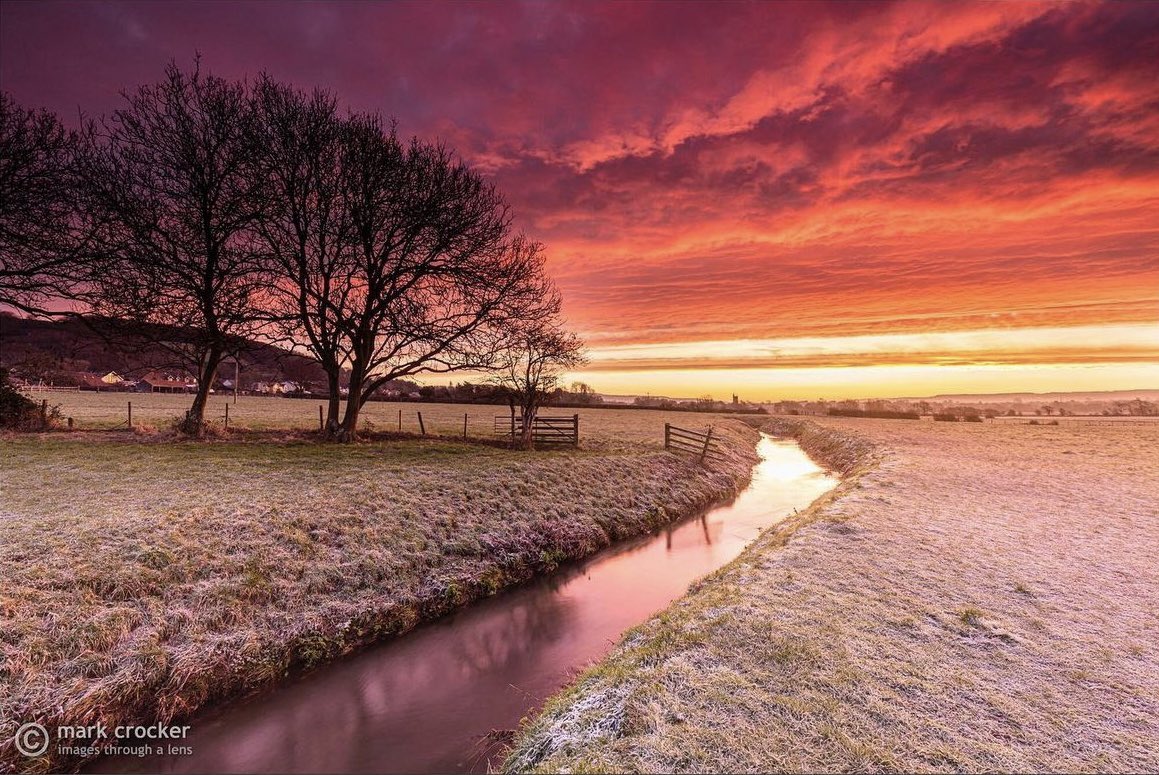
top-left (892, 389), bottom-right (1159, 403)
top-left (0, 312), bottom-right (329, 390)
top-left (763, 387), bottom-right (1158, 418)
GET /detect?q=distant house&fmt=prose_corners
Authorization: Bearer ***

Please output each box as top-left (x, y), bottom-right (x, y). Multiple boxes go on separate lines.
top-left (67, 371), bottom-right (123, 391)
top-left (137, 373), bottom-right (196, 393)
top-left (250, 380), bottom-right (301, 396)
top-left (101, 372), bottom-right (124, 385)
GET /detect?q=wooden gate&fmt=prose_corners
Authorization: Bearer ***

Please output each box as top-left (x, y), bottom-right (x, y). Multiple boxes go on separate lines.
top-left (494, 414), bottom-right (580, 447)
top-left (664, 423), bottom-right (725, 463)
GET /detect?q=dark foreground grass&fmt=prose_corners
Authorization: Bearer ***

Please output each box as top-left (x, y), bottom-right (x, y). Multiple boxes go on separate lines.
top-left (0, 421), bottom-right (759, 773)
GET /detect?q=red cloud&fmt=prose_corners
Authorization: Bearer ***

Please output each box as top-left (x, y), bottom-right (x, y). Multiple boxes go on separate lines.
top-left (2, 1), bottom-right (1156, 379)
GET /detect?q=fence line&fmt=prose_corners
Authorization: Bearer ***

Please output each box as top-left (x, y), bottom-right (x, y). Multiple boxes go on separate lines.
top-left (21, 385), bottom-right (80, 393)
top-left (664, 423), bottom-right (724, 463)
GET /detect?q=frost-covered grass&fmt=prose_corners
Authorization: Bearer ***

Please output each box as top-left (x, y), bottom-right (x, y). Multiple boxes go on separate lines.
top-left (0, 418), bottom-right (760, 773)
top-left (506, 418), bottom-right (1159, 773)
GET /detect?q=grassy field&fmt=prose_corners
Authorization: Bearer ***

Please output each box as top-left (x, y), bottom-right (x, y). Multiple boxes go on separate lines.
top-left (506, 418), bottom-right (1159, 773)
top-left (0, 405), bottom-right (760, 773)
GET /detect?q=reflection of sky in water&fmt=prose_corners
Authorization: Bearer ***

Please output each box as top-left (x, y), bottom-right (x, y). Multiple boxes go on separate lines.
top-left (752, 436), bottom-right (828, 482)
top-left (95, 436), bottom-right (837, 775)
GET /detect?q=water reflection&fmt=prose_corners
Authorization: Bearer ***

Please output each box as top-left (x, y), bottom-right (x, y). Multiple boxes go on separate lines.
top-left (97, 436), bottom-right (836, 774)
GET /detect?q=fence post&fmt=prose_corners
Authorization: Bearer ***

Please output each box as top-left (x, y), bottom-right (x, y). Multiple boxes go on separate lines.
top-left (664, 423), bottom-right (670, 450)
top-left (67, 417), bottom-right (74, 430)
top-left (463, 413), bottom-right (468, 439)
top-left (398, 409), bottom-right (402, 432)
top-left (225, 403), bottom-right (230, 430)
top-left (319, 405), bottom-right (323, 431)
top-left (418, 411), bottom-right (425, 436)
top-left (700, 427), bottom-right (714, 462)
top-left (573, 413), bottom-right (580, 447)
top-left (128, 401), bottom-right (133, 429)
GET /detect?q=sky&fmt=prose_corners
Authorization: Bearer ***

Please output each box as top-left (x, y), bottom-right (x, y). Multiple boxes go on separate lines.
top-left (2, 0), bottom-right (1157, 400)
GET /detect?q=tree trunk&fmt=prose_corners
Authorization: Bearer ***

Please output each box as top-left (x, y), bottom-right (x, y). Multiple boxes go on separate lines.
top-left (182, 349), bottom-right (223, 437)
top-left (520, 399), bottom-right (537, 450)
top-left (337, 395), bottom-right (362, 442)
top-left (324, 368), bottom-right (342, 436)
top-left (335, 367), bottom-right (365, 442)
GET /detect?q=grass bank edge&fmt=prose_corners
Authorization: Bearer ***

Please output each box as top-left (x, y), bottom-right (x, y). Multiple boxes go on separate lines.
top-left (1, 421), bottom-right (761, 775)
top-left (501, 418), bottom-right (881, 773)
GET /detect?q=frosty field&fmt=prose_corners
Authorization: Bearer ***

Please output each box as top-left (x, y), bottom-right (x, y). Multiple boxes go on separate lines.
top-left (7, 395), bottom-right (1156, 774)
top-left (0, 407), bottom-right (759, 773)
top-left (507, 417), bottom-right (1159, 773)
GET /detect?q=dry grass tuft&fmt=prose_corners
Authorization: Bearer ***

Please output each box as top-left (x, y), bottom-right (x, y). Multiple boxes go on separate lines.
top-left (505, 418), bottom-right (1159, 773)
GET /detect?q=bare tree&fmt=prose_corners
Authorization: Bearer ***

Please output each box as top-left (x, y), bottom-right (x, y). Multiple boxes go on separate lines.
top-left (76, 61), bottom-right (265, 435)
top-left (492, 316), bottom-right (586, 450)
top-left (325, 114), bottom-right (553, 440)
top-left (250, 76), bottom-right (351, 431)
top-left (0, 93), bottom-right (86, 315)
top-left (252, 96), bottom-right (556, 440)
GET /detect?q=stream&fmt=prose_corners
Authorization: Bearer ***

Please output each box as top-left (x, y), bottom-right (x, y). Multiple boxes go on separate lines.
top-left (96, 434), bottom-right (837, 774)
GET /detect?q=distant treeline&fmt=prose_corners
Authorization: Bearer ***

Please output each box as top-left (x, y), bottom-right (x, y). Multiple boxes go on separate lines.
top-left (827, 408), bottom-right (919, 420)
top-left (823, 407), bottom-right (990, 422)
top-left (395, 384), bottom-right (768, 415)
top-left (933, 413), bottom-right (983, 422)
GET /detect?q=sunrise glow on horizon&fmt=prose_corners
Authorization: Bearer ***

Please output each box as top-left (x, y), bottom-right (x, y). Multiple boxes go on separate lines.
top-left (2, 1), bottom-right (1156, 399)
top-left (568, 323), bottom-right (1159, 400)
